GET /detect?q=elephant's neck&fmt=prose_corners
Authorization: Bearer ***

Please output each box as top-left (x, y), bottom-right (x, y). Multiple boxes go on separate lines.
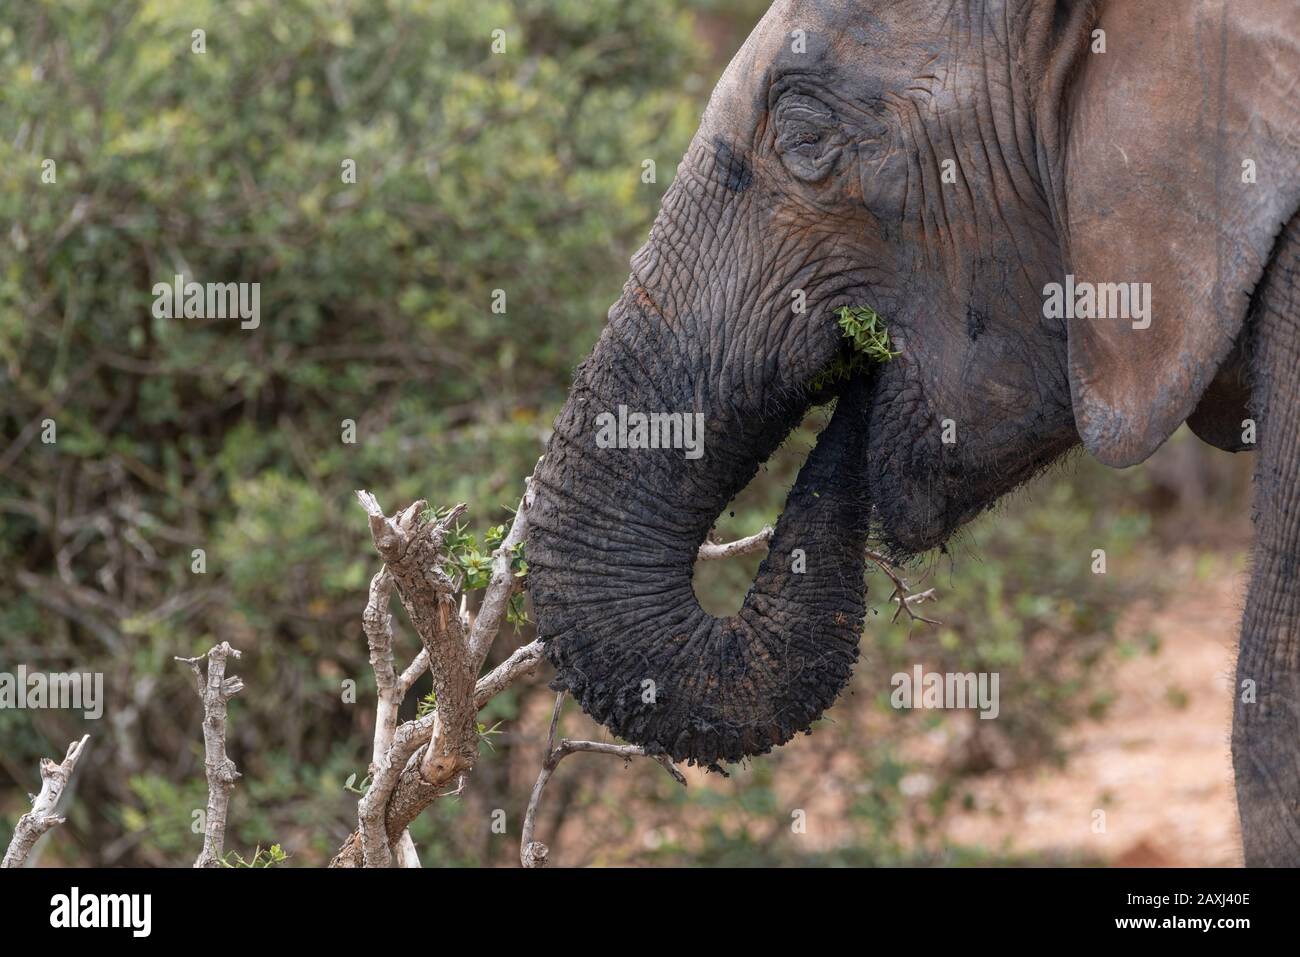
top-left (1240, 217), bottom-right (1300, 692)
top-left (1234, 210), bottom-right (1300, 864)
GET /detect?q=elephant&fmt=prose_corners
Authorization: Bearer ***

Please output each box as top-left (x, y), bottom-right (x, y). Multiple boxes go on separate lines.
top-left (525, 0), bottom-right (1300, 864)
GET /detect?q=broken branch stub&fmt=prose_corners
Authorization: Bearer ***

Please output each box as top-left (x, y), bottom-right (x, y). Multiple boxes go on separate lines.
top-left (356, 494), bottom-right (477, 787)
top-left (175, 641), bottom-right (243, 868)
top-left (1, 735), bottom-right (90, 869)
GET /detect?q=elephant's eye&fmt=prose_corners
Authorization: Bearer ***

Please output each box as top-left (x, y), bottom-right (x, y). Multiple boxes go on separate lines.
top-left (773, 95), bottom-right (844, 183)
top-left (777, 127), bottom-right (824, 157)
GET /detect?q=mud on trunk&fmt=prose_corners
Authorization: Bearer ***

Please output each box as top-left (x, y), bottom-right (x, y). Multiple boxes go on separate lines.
top-left (528, 308), bottom-right (875, 766)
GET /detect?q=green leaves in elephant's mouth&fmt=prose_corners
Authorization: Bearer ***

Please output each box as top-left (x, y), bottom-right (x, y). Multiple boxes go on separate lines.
top-left (807, 304), bottom-right (899, 395)
top-left (837, 305), bottom-right (899, 362)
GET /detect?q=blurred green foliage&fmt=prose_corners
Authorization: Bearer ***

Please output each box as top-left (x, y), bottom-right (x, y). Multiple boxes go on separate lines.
top-left (0, 0), bottom-right (709, 865)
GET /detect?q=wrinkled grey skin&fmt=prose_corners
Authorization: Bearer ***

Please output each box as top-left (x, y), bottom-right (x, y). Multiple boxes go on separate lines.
top-left (527, 0), bottom-right (1300, 865)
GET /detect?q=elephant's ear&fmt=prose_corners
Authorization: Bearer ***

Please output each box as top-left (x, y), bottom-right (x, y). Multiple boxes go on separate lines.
top-left (1033, 0), bottom-right (1298, 467)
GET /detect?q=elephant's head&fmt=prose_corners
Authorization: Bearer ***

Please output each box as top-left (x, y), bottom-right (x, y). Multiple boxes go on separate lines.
top-left (527, 0), bottom-right (1294, 766)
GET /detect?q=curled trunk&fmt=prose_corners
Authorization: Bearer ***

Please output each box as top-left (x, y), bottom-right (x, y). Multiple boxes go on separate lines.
top-left (529, 291), bottom-right (873, 766)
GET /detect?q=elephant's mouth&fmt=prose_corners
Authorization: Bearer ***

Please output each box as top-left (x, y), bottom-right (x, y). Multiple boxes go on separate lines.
top-left (528, 307), bottom-right (877, 765)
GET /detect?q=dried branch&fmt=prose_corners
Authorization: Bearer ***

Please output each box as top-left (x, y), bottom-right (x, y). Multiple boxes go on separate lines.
top-left (339, 633), bottom-right (544, 865)
top-left (349, 494), bottom-right (471, 866)
top-left (474, 639), bottom-right (544, 709)
top-left (698, 525), bottom-right (774, 560)
top-left (520, 692), bottom-right (685, 868)
top-left (360, 565), bottom-right (427, 866)
top-left (175, 641), bottom-right (243, 868)
top-left (468, 476), bottom-right (534, 662)
top-left (361, 493), bottom-right (477, 789)
top-left (332, 473), bottom-right (537, 868)
top-left (865, 549), bottom-right (942, 625)
top-left (347, 711), bottom-right (435, 868)
top-left (696, 526), bottom-right (940, 623)
top-left (1, 735), bottom-right (90, 868)
top-left (363, 567), bottom-right (401, 765)
top-left (395, 831), bottom-right (421, 868)
top-left (399, 649), bottom-right (430, 695)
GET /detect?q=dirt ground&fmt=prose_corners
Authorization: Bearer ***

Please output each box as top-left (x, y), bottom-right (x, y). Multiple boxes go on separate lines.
top-left (941, 549), bottom-right (1247, 866)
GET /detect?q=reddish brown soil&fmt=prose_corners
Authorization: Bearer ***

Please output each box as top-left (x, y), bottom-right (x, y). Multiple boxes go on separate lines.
top-left (941, 549), bottom-right (1246, 866)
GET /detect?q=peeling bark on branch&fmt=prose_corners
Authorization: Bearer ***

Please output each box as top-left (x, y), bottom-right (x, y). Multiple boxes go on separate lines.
top-left (360, 565), bottom-right (427, 866)
top-left (359, 493), bottom-right (478, 788)
top-left (1, 735), bottom-right (90, 869)
top-left (332, 477), bottom-right (536, 868)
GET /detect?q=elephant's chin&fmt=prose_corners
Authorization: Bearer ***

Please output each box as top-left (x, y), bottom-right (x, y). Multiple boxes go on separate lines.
top-left (528, 368), bottom-right (875, 767)
top-left (863, 422), bottom-right (1078, 562)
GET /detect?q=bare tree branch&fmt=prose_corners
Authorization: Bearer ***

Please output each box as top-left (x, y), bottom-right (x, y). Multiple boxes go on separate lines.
top-left (697, 525), bottom-right (774, 561)
top-left (696, 526), bottom-right (941, 623)
top-left (864, 549), bottom-right (942, 625)
top-left (361, 494), bottom-right (479, 788)
top-left (399, 648), bottom-right (430, 695)
top-left (395, 831), bottom-right (421, 868)
top-left (474, 639), bottom-right (544, 709)
top-left (363, 567), bottom-right (401, 766)
top-left (350, 710), bottom-right (436, 868)
top-left (520, 693), bottom-right (685, 868)
top-left (360, 565), bottom-right (426, 866)
top-left (175, 641), bottom-right (243, 868)
top-left (468, 474), bottom-right (534, 662)
top-left (332, 473), bottom-right (537, 867)
top-left (1, 735), bottom-right (90, 868)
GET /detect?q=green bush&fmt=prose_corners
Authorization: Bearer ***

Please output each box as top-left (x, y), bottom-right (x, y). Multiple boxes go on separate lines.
top-left (0, 0), bottom-right (707, 865)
